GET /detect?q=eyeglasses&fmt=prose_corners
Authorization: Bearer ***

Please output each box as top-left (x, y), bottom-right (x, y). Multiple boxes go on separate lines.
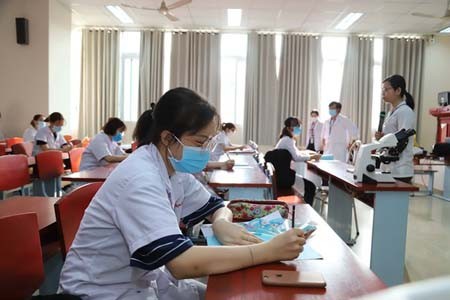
top-left (172, 134), bottom-right (216, 151)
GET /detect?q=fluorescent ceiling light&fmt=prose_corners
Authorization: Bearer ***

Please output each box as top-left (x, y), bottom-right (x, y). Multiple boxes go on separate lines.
top-left (440, 26), bottom-right (450, 33)
top-left (335, 12), bottom-right (363, 30)
top-left (106, 5), bottom-right (133, 24)
top-left (228, 9), bottom-right (242, 27)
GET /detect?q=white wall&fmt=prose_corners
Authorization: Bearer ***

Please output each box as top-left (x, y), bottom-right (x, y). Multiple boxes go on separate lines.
top-left (0, 0), bottom-right (50, 137)
top-left (49, 0), bottom-right (72, 136)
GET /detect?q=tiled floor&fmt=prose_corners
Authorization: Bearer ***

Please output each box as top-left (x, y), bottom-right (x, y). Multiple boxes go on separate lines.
top-left (330, 194), bottom-right (450, 283)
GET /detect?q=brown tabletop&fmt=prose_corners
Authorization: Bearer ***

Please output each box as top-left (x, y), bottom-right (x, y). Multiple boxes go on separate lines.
top-left (61, 164), bottom-right (118, 182)
top-left (0, 196), bottom-right (58, 231)
top-left (307, 160), bottom-right (418, 192)
top-left (208, 154), bottom-right (271, 188)
top-left (206, 204), bottom-right (386, 299)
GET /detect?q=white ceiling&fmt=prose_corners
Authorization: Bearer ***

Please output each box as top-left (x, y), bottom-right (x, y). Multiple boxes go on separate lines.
top-left (66, 0), bottom-right (450, 34)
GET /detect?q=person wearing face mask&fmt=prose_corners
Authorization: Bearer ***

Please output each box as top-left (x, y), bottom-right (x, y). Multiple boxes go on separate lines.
top-left (273, 117), bottom-right (321, 205)
top-left (305, 109), bottom-right (323, 152)
top-left (33, 112), bottom-right (72, 155)
top-left (23, 114), bottom-right (46, 143)
top-left (59, 88), bottom-right (307, 300)
top-left (321, 101), bottom-right (359, 163)
top-left (79, 117), bottom-right (128, 171)
top-left (210, 122), bottom-right (246, 161)
top-left (375, 75), bottom-right (416, 183)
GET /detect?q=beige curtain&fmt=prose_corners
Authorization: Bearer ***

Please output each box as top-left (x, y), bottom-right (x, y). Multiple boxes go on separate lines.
top-left (340, 36), bottom-right (374, 143)
top-left (244, 33), bottom-right (278, 145)
top-left (278, 34), bottom-right (322, 145)
top-left (79, 29), bottom-right (119, 138)
top-left (170, 31), bottom-right (220, 110)
top-left (138, 30), bottom-right (164, 115)
top-left (382, 37), bottom-right (424, 118)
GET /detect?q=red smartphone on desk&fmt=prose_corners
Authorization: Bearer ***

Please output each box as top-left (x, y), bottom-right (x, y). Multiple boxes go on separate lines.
top-left (262, 270), bottom-right (326, 288)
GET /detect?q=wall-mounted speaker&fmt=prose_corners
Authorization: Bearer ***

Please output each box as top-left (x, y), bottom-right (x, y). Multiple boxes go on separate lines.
top-left (15, 18), bottom-right (29, 45)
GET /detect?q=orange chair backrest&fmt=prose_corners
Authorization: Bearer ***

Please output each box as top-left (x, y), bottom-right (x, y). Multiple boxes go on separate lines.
top-left (0, 155), bottom-right (30, 191)
top-left (6, 137), bottom-right (24, 148)
top-left (54, 182), bottom-right (103, 259)
top-left (0, 213), bottom-right (44, 299)
top-left (0, 143), bottom-right (6, 156)
top-left (11, 142), bottom-right (33, 157)
top-left (35, 150), bottom-right (64, 180)
top-left (69, 147), bottom-right (85, 172)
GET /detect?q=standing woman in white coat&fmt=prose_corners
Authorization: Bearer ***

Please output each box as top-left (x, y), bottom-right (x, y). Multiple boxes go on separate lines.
top-left (375, 75), bottom-right (416, 183)
top-left (321, 102), bottom-right (359, 162)
top-left (59, 88), bottom-right (307, 300)
top-left (23, 114), bottom-right (46, 142)
top-left (306, 109), bottom-right (323, 152)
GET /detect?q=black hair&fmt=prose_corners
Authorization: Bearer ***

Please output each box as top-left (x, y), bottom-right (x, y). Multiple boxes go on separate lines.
top-left (134, 87), bottom-right (218, 147)
top-left (30, 114), bottom-right (44, 127)
top-left (279, 117), bottom-right (300, 139)
top-left (221, 123), bottom-right (236, 131)
top-left (103, 117), bottom-right (126, 136)
top-left (150, 102), bottom-right (156, 109)
top-left (328, 101), bottom-right (342, 110)
top-left (44, 112), bottom-right (64, 123)
top-left (310, 109), bottom-right (319, 116)
top-left (383, 74), bottom-right (415, 110)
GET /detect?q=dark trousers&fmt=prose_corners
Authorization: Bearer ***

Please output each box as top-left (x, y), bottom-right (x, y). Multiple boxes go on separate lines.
top-left (303, 179), bottom-right (316, 206)
top-left (306, 142), bottom-right (316, 152)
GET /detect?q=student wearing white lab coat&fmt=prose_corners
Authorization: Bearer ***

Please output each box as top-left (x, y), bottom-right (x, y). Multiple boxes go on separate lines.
top-left (210, 123), bottom-right (245, 161)
top-left (23, 114), bottom-right (45, 143)
top-left (33, 112), bottom-right (72, 156)
top-left (79, 117), bottom-right (127, 171)
top-left (321, 102), bottom-right (359, 163)
top-left (375, 75), bottom-right (416, 183)
top-left (274, 117), bottom-right (321, 205)
top-left (59, 88), bottom-right (307, 300)
top-left (306, 109), bottom-right (323, 152)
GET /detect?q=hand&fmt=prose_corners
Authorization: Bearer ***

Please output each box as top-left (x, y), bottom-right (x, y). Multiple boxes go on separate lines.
top-left (266, 228), bottom-right (306, 261)
top-left (212, 219), bottom-right (262, 245)
top-left (375, 131), bottom-right (383, 140)
top-left (310, 153), bottom-right (321, 161)
top-left (223, 160), bottom-right (235, 170)
top-left (239, 145), bottom-right (246, 150)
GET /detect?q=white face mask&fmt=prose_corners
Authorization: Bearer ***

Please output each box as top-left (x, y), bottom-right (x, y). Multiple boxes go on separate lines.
top-left (311, 117), bottom-right (318, 122)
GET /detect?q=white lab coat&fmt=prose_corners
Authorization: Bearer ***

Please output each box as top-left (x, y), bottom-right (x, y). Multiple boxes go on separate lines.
top-left (321, 114), bottom-right (359, 162)
top-left (79, 132), bottom-right (125, 171)
top-left (33, 126), bottom-right (67, 155)
top-left (59, 144), bottom-right (211, 300)
top-left (305, 120), bottom-right (323, 151)
top-left (210, 131), bottom-right (231, 161)
top-left (382, 101), bottom-right (416, 178)
top-left (23, 126), bottom-right (37, 143)
top-left (275, 136), bottom-right (310, 162)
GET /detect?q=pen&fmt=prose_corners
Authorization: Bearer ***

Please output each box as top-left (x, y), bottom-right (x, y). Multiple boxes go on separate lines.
top-left (292, 205), bottom-right (296, 228)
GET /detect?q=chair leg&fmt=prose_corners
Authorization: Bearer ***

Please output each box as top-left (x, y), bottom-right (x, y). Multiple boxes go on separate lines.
top-left (56, 178), bottom-right (62, 197)
top-left (351, 198), bottom-right (360, 244)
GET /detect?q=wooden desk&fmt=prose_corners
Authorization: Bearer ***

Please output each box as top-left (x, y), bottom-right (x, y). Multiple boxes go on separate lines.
top-left (208, 154), bottom-right (271, 199)
top-left (0, 196), bottom-right (58, 232)
top-left (61, 164), bottom-right (117, 182)
top-left (206, 204), bottom-right (386, 299)
top-left (307, 160), bottom-right (418, 286)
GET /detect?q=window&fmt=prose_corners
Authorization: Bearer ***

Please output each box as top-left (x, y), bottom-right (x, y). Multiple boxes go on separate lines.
top-left (371, 38), bottom-right (383, 132)
top-left (220, 34), bottom-right (247, 130)
top-left (319, 37), bottom-right (348, 117)
top-left (119, 31), bottom-right (140, 122)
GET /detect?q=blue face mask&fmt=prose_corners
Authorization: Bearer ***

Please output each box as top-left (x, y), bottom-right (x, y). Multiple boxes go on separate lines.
top-left (112, 132), bottom-right (123, 142)
top-left (293, 126), bottom-right (302, 136)
top-left (329, 109), bottom-right (337, 117)
top-left (53, 126), bottom-right (62, 133)
top-left (37, 121), bottom-right (45, 129)
top-left (168, 136), bottom-right (211, 174)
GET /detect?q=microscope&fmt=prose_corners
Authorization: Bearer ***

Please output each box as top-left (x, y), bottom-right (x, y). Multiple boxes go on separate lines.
top-left (353, 129), bottom-right (416, 183)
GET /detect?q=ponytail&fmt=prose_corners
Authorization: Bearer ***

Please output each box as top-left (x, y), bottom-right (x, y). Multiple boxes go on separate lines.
top-left (279, 127), bottom-right (293, 139)
top-left (404, 91), bottom-right (415, 110)
top-left (221, 122), bottom-right (236, 131)
top-left (133, 109), bottom-right (154, 147)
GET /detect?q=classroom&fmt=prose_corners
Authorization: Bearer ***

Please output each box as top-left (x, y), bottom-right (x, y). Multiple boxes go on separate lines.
top-left (1, 0), bottom-right (450, 299)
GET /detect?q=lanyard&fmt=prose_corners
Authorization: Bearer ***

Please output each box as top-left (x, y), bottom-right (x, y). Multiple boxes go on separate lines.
top-left (329, 118), bottom-right (336, 135)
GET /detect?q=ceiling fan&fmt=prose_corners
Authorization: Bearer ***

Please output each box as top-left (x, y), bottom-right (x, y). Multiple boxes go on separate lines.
top-left (121, 0), bottom-right (192, 22)
top-left (411, 0), bottom-right (450, 19)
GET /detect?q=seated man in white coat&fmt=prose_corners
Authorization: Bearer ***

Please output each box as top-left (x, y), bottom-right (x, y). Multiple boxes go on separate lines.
top-left (321, 101), bottom-right (359, 163)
